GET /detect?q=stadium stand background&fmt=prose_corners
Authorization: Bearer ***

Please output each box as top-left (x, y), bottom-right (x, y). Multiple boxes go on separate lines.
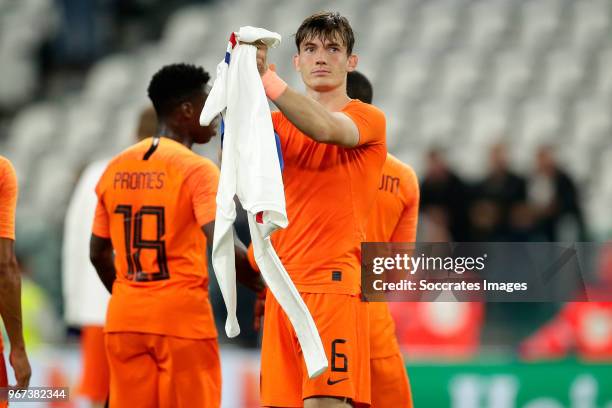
top-left (0, 1), bottom-right (611, 404)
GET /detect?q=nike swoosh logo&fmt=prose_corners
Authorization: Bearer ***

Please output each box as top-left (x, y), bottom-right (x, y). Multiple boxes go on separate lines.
top-left (327, 377), bottom-right (349, 386)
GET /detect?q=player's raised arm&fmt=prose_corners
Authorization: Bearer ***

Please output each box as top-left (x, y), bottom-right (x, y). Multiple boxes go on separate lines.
top-left (249, 13), bottom-right (366, 148)
top-left (265, 78), bottom-right (360, 147)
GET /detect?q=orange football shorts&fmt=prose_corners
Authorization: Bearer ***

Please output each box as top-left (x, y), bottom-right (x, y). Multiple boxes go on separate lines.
top-left (260, 292), bottom-right (371, 407)
top-left (370, 353), bottom-right (413, 408)
top-left (105, 332), bottom-right (220, 408)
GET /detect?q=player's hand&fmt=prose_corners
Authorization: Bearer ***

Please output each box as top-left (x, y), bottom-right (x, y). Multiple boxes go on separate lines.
top-left (253, 41), bottom-right (269, 76)
top-left (253, 288), bottom-right (266, 331)
top-left (9, 346), bottom-right (31, 388)
top-left (240, 40), bottom-right (269, 76)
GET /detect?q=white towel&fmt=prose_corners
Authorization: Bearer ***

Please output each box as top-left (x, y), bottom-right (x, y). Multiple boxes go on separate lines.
top-left (200, 26), bottom-right (327, 379)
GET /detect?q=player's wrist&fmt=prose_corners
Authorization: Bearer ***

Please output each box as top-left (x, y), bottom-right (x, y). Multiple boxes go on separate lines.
top-left (10, 342), bottom-right (26, 353)
top-left (262, 68), bottom-right (287, 101)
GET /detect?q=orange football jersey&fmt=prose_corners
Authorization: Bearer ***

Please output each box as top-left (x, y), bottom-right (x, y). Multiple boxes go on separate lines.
top-left (93, 137), bottom-right (219, 339)
top-left (270, 100), bottom-right (387, 295)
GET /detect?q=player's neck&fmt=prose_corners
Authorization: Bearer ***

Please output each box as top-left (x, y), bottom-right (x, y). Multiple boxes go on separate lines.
top-left (306, 86), bottom-right (351, 111)
top-left (158, 124), bottom-right (193, 149)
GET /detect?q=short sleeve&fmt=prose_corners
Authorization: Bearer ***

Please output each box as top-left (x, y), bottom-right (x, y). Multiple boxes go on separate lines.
top-left (271, 110), bottom-right (290, 154)
top-left (0, 159), bottom-right (18, 240)
top-left (92, 200), bottom-right (111, 238)
top-left (186, 159), bottom-right (220, 226)
top-left (342, 101), bottom-right (386, 147)
top-left (91, 172), bottom-right (111, 238)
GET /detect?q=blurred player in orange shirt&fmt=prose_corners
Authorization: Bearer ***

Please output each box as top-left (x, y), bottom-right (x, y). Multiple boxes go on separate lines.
top-left (89, 64), bottom-right (263, 408)
top-left (64, 106), bottom-right (157, 408)
top-left (0, 156), bottom-right (31, 407)
top-left (252, 12), bottom-right (386, 408)
top-left (347, 71), bottom-right (418, 408)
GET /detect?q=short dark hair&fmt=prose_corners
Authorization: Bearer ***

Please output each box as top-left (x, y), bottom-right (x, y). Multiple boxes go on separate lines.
top-left (147, 63), bottom-right (210, 118)
top-left (346, 71), bottom-right (373, 103)
top-left (295, 11), bottom-right (355, 55)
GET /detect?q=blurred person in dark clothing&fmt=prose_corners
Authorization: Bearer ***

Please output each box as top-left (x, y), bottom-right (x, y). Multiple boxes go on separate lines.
top-left (481, 143), bottom-right (527, 200)
top-left (420, 149), bottom-right (470, 241)
top-left (469, 142), bottom-right (529, 241)
top-left (528, 145), bottom-right (587, 241)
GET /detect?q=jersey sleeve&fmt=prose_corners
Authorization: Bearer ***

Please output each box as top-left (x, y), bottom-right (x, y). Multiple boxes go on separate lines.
top-left (92, 201), bottom-right (111, 238)
top-left (390, 166), bottom-right (420, 243)
top-left (91, 170), bottom-right (111, 238)
top-left (271, 110), bottom-right (290, 154)
top-left (186, 159), bottom-right (220, 226)
top-left (342, 101), bottom-right (386, 147)
top-left (0, 159), bottom-right (18, 240)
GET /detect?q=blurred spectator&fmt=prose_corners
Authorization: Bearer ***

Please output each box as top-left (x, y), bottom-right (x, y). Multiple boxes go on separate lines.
top-left (53, 0), bottom-right (109, 66)
top-left (468, 143), bottom-right (530, 241)
top-left (52, 0), bottom-right (213, 68)
top-left (528, 145), bottom-right (587, 241)
top-left (420, 149), bottom-right (470, 241)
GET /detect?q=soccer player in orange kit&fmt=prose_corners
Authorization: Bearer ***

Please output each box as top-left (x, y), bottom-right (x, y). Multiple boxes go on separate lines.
top-left (89, 64), bottom-right (263, 408)
top-left (0, 156), bottom-right (31, 408)
top-left (347, 70), bottom-right (418, 408)
top-left (250, 12), bottom-right (387, 408)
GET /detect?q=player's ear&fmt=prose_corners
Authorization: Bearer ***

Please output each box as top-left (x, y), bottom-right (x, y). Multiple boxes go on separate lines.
top-left (180, 101), bottom-right (194, 119)
top-left (347, 54), bottom-right (358, 72)
top-left (293, 53), bottom-right (300, 71)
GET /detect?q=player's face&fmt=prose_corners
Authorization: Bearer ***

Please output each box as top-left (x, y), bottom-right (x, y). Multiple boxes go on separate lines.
top-left (294, 35), bottom-right (357, 93)
top-left (192, 92), bottom-right (217, 144)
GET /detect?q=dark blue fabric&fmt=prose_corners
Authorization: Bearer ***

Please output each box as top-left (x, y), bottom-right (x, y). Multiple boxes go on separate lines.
top-left (274, 131), bottom-right (284, 171)
top-left (220, 118), bottom-right (225, 148)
